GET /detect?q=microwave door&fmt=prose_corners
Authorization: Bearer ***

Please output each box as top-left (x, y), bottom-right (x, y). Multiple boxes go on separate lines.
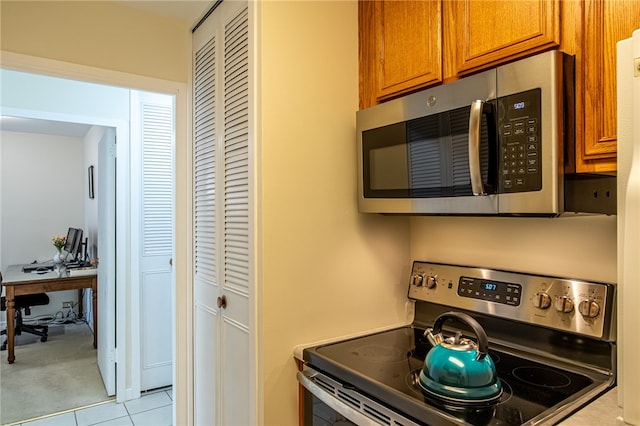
top-left (359, 104), bottom-right (498, 215)
top-left (357, 66), bottom-right (499, 215)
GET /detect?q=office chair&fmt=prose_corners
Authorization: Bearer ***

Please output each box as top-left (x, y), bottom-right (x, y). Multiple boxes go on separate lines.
top-left (1, 272), bottom-right (50, 351)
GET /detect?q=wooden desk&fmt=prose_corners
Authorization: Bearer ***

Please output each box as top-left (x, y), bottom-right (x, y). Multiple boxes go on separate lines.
top-left (2, 264), bottom-right (97, 364)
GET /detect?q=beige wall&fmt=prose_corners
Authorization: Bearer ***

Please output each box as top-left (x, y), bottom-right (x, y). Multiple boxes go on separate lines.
top-left (258, 1), bottom-right (410, 424)
top-left (0, 1), bottom-right (189, 82)
top-left (410, 215), bottom-right (617, 283)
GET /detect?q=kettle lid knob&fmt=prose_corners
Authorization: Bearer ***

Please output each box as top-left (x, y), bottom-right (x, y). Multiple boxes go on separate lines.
top-left (424, 328), bottom-right (443, 346)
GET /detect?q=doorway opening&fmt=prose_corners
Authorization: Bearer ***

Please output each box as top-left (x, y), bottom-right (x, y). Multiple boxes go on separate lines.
top-left (0, 67), bottom-right (178, 424)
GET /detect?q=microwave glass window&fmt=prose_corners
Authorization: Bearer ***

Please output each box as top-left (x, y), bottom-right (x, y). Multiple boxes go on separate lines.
top-left (370, 144), bottom-right (409, 190)
top-left (363, 105), bottom-right (492, 198)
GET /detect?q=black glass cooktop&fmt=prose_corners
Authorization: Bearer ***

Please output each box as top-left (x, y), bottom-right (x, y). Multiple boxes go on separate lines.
top-left (304, 326), bottom-right (608, 426)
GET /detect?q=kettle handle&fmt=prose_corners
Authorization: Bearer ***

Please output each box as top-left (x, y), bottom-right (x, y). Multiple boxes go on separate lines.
top-left (431, 311), bottom-right (489, 360)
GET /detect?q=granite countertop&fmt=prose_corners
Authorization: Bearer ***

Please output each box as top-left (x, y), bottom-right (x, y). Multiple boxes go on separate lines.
top-left (559, 387), bottom-right (621, 426)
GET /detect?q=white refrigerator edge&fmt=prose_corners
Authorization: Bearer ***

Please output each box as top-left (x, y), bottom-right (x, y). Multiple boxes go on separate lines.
top-left (617, 28), bottom-right (640, 426)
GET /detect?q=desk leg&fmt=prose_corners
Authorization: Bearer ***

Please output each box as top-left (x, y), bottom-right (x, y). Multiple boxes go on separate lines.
top-left (92, 277), bottom-right (98, 349)
top-left (6, 288), bottom-right (15, 364)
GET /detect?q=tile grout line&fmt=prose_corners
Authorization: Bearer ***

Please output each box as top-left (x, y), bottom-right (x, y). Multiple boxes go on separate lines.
top-left (2, 398), bottom-right (116, 426)
top-left (8, 388), bottom-right (173, 426)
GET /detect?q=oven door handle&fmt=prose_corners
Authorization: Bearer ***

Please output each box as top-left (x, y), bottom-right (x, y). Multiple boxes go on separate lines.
top-left (297, 370), bottom-right (384, 426)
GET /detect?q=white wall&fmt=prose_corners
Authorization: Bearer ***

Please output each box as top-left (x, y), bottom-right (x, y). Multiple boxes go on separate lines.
top-left (0, 132), bottom-right (85, 263)
top-left (0, 130), bottom-right (85, 320)
top-left (0, 69), bottom-right (130, 125)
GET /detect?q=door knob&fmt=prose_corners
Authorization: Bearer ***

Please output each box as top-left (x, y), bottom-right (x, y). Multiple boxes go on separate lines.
top-left (217, 295), bottom-right (227, 309)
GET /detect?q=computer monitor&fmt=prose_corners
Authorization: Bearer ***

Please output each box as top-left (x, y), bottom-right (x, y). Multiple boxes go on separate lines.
top-left (63, 228), bottom-right (79, 253)
top-left (62, 227), bottom-right (84, 262)
top-left (70, 228), bottom-right (84, 262)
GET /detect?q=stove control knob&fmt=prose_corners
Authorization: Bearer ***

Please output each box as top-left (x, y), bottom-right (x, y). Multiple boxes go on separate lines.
top-left (554, 296), bottom-right (574, 313)
top-left (532, 292), bottom-right (552, 309)
top-left (411, 274), bottom-right (424, 287)
top-left (425, 275), bottom-right (438, 289)
top-left (578, 300), bottom-right (601, 318)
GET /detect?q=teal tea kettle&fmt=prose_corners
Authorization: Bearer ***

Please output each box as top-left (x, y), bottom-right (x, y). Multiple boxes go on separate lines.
top-left (419, 311), bottom-right (502, 403)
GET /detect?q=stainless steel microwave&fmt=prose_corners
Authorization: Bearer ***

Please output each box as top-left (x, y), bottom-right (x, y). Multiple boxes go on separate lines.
top-left (356, 50), bottom-right (573, 216)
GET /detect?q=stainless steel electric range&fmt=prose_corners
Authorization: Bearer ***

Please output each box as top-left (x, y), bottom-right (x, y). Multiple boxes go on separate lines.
top-left (298, 261), bottom-right (616, 426)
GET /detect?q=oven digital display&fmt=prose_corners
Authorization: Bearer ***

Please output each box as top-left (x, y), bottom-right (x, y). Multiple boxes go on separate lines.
top-left (483, 282), bottom-right (498, 291)
top-left (458, 277), bottom-right (522, 306)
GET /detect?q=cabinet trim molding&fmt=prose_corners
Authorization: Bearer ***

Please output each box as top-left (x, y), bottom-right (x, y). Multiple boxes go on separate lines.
top-left (581, 0), bottom-right (617, 164)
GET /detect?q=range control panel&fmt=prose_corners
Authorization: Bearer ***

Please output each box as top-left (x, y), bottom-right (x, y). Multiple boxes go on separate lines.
top-left (408, 261), bottom-right (615, 340)
top-left (457, 277), bottom-right (522, 306)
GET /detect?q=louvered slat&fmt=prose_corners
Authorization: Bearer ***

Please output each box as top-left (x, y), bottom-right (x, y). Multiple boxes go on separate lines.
top-left (223, 7), bottom-right (249, 294)
top-left (142, 104), bottom-right (173, 256)
top-left (194, 36), bottom-right (218, 283)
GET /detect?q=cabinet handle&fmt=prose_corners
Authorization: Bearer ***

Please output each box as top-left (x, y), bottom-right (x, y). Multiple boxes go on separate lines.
top-left (217, 295), bottom-right (227, 309)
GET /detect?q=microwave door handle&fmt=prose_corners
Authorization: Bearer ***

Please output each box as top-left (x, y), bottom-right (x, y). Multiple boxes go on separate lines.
top-left (469, 99), bottom-right (486, 196)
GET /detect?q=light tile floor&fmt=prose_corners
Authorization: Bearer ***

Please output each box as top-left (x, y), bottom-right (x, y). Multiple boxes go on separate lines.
top-left (15, 389), bottom-right (173, 426)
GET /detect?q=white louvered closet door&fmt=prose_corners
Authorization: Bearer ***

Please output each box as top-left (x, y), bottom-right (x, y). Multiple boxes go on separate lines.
top-left (131, 91), bottom-right (175, 391)
top-left (193, 1), bottom-right (253, 425)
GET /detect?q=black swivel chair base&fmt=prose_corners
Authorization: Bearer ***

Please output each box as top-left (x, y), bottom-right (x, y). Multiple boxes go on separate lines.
top-left (0, 292), bottom-right (50, 351)
top-left (1, 322), bottom-right (49, 351)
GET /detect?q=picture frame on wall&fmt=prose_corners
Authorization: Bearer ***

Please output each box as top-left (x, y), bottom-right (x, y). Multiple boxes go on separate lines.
top-left (88, 165), bottom-right (95, 199)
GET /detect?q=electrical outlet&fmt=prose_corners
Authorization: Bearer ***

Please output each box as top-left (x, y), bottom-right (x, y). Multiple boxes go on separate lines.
top-left (62, 301), bottom-right (73, 308)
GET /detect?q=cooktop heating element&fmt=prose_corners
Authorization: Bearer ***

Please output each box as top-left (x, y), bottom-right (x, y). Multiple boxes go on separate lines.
top-left (299, 261), bottom-right (616, 426)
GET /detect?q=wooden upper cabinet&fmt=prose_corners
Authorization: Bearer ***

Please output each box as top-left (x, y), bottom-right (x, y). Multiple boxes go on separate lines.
top-left (358, 0), bottom-right (637, 173)
top-left (360, 0), bottom-right (442, 105)
top-left (578, 0), bottom-right (640, 173)
top-left (359, 0), bottom-right (559, 108)
top-left (451, 0), bottom-right (560, 76)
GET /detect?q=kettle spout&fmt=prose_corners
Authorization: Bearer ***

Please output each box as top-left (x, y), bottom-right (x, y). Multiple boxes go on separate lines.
top-left (424, 328), bottom-right (443, 346)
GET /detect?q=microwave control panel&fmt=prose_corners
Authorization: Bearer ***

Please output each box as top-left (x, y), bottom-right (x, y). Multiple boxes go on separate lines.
top-left (498, 88), bottom-right (542, 193)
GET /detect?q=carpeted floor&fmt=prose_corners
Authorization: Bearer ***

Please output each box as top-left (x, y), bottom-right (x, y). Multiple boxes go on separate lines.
top-left (0, 322), bottom-right (111, 425)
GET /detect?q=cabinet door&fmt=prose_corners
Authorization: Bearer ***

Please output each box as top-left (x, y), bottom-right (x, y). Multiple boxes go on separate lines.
top-left (452, 0), bottom-right (559, 76)
top-left (370, 0), bottom-right (442, 101)
top-left (579, 0), bottom-right (640, 172)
